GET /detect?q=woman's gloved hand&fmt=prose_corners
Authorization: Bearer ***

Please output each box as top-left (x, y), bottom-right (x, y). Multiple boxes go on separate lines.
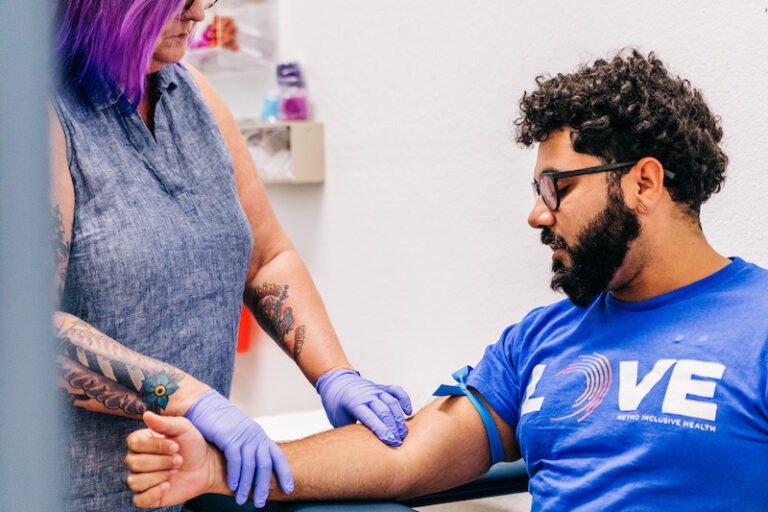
top-left (315, 369), bottom-right (412, 446)
top-left (184, 390), bottom-right (293, 507)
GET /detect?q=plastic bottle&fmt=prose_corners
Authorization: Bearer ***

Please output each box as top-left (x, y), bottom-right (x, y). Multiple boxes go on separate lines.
top-left (277, 62), bottom-right (308, 121)
top-left (260, 92), bottom-right (280, 122)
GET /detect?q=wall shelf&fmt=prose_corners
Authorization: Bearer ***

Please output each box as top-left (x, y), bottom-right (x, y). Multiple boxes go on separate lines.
top-left (240, 121), bottom-right (325, 184)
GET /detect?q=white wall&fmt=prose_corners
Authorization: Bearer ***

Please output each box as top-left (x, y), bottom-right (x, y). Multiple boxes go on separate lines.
top-left (231, 0), bottom-right (768, 417)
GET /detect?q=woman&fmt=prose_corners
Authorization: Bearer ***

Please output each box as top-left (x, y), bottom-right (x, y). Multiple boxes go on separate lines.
top-left (51, 1), bottom-right (411, 510)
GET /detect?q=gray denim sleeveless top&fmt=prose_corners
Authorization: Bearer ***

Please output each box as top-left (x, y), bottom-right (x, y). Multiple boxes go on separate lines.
top-left (51, 63), bottom-right (253, 512)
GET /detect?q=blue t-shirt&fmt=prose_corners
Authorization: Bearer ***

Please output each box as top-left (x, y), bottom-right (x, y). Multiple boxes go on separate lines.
top-left (467, 258), bottom-right (768, 511)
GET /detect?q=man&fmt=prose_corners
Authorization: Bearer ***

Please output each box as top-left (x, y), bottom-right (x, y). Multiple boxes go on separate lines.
top-left (123, 50), bottom-right (768, 510)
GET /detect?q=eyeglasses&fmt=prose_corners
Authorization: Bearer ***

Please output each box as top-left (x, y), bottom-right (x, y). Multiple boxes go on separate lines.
top-left (531, 161), bottom-right (676, 211)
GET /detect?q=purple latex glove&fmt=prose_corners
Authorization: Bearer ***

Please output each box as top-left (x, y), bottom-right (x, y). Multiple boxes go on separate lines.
top-left (315, 369), bottom-right (413, 446)
top-left (185, 390), bottom-right (293, 507)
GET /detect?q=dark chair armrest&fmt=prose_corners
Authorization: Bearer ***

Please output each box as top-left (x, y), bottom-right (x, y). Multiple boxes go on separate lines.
top-left (185, 495), bottom-right (416, 511)
top-left (399, 460), bottom-right (528, 508)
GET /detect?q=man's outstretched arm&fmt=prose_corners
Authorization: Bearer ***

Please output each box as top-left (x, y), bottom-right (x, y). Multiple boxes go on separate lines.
top-left (126, 393), bottom-right (520, 508)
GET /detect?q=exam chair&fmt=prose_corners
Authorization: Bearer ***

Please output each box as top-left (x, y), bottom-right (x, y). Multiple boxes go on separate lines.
top-left (183, 459), bottom-right (528, 511)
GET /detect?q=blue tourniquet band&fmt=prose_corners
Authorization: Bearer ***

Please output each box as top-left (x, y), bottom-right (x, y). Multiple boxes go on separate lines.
top-left (433, 365), bottom-right (505, 465)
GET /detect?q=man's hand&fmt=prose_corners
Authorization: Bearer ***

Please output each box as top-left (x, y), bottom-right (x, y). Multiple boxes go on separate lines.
top-left (126, 412), bottom-right (222, 508)
top-left (316, 369), bottom-right (412, 446)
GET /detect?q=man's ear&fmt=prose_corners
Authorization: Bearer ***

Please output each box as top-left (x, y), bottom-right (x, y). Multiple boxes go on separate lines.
top-left (622, 157), bottom-right (667, 214)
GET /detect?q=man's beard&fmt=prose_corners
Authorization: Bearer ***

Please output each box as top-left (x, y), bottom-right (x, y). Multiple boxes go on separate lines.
top-left (541, 186), bottom-right (641, 307)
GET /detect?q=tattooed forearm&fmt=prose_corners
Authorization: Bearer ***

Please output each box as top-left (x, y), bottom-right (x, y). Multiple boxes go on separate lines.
top-left (58, 326), bottom-right (148, 393)
top-left (254, 283), bottom-right (294, 341)
top-left (54, 315), bottom-right (184, 414)
top-left (293, 325), bottom-right (305, 363)
top-left (57, 320), bottom-right (174, 375)
top-left (58, 356), bottom-right (147, 416)
top-left (254, 282), bottom-right (306, 363)
top-left (51, 205), bottom-right (71, 302)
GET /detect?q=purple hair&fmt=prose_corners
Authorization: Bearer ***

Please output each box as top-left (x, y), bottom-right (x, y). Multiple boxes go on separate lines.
top-left (56, 0), bottom-right (185, 109)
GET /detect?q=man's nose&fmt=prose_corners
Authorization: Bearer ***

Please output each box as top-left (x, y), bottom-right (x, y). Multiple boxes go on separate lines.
top-left (528, 197), bottom-right (555, 229)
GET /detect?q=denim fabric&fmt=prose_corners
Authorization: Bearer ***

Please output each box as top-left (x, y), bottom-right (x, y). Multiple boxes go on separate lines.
top-left (51, 63), bottom-right (253, 512)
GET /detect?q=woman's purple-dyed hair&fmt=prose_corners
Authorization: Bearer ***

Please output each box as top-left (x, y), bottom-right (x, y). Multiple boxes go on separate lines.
top-left (56, 0), bottom-right (185, 108)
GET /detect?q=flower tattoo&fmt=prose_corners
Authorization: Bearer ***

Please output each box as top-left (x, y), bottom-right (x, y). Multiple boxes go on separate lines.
top-left (141, 370), bottom-right (181, 413)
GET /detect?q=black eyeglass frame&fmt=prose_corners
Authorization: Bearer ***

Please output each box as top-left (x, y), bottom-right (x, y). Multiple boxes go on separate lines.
top-left (182, 0), bottom-right (218, 14)
top-left (532, 160), bottom-right (676, 211)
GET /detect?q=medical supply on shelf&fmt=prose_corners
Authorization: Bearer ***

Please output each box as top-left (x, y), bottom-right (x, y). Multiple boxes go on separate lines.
top-left (277, 62), bottom-right (308, 121)
top-left (191, 15), bottom-right (238, 51)
top-left (260, 92), bottom-right (280, 122)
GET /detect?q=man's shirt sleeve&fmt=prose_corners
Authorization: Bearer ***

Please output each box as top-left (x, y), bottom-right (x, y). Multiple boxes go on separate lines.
top-left (466, 323), bottom-right (523, 431)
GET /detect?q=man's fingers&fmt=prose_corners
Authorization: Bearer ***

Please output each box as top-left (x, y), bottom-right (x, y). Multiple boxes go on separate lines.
top-left (124, 452), bottom-right (182, 473)
top-left (142, 411), bottom-right (194, 437)
top-left (385, 385), bottom-right (413, 415)
top-left (378, 392), bottom-right (407, 439)
top-left (132, 481), bottom-right (170, 509)
top-left (253, 442), bottom-right (273, 508)
top-left (126, 429), bottom-right (179, 455)
top-left (127, 470), bottom-right (172, 493)
top-left (352, 404), bottom-right (399, 446)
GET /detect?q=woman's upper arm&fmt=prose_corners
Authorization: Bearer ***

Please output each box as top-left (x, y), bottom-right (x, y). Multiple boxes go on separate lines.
top-left (183, 63), bottom-right (291, 278)
top-left (50, 110), bottom-right (74, 303)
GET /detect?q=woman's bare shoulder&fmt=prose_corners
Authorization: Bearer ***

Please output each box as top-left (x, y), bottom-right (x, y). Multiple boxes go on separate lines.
top-left (180, 62), bottom-right (234, 129)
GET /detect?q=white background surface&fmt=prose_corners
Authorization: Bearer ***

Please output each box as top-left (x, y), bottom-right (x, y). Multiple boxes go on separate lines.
top-left (232, 0), bottom-right (768, 417)
top-left (229, 3), bottom-right (767, 510)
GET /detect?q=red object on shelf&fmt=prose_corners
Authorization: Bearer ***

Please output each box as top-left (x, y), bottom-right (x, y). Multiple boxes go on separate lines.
top-left (237, 306), bottom-right (255, 353)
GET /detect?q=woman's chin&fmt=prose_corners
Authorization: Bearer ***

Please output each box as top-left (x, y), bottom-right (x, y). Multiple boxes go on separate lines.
top-left (150, 44), bottom-right (188, 71)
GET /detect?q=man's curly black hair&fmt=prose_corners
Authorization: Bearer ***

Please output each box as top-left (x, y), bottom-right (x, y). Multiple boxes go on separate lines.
top-left (515, 49), bottom-right (727, 217)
